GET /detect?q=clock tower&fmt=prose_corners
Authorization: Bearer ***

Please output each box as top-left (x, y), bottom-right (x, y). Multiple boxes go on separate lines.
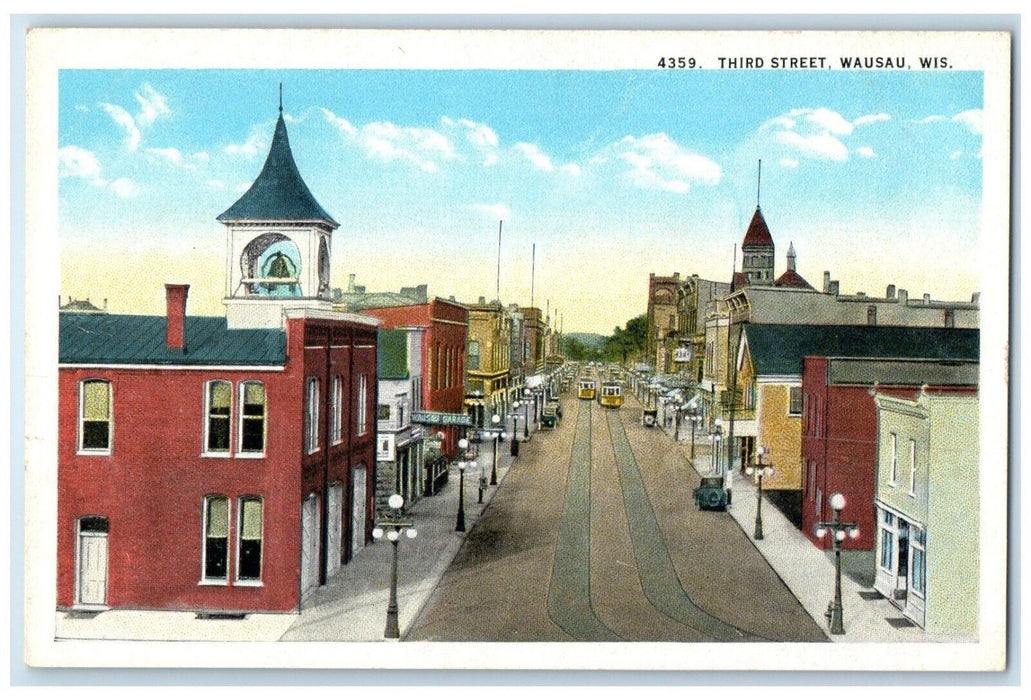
top-left (218, 96), bottom-right (337, 329)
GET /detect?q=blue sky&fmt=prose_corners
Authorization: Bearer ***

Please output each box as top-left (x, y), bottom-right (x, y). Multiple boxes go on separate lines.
top-left (58, 69), bottom-right (984, 333)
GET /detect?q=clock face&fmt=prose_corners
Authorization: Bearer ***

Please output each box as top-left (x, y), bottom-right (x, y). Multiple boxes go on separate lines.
top-left (242, 232), bottom-right (302, 297)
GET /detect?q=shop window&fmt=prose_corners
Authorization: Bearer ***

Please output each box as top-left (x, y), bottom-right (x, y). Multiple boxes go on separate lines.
top-left (203, 495), bottom-right (229, 581)
top-left (206, 380), bottom-right (232, 453)
top-left (79, 379), bottom-right (112, 453)
top-left (910, 528), bottom-right (926, 596)
top-left (237, 497), bottom-right (263, 582)
top-left (239, 381), bottom-right (266, 454)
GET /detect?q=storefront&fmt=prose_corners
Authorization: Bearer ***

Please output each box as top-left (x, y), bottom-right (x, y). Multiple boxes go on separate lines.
top-left (874, 502), bottom-right (927, 628)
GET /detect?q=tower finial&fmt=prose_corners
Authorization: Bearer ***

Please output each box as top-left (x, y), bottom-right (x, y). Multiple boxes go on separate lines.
top-left (757, 158), bottom-right (762, 208)
top-left (279, 83), bottom-right (283, 114)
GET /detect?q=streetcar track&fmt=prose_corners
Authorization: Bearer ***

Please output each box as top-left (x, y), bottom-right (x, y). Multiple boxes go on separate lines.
top-left (546, 398), bottom-right (624, 642)
top-left (605, 408), bottom-right (769, 642)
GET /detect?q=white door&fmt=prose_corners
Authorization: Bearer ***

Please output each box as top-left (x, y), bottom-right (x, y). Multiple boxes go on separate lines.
top-left (352, 466), bottom-right (367, 555)
top-left (300, 494), bottom-right (320, 602)
top-left (327, 484), bottom-right (343, 578)
top-left (77, 532), bottom-right (108, 607)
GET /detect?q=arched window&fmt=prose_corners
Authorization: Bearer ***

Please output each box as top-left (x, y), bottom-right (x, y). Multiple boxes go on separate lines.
top-left (79, 379), bottom-right (112, 453)
top-left (237, 496), bottom-right (263, 582)
top-left (205, 380), bottom-right (232, 453)
top-left (202, 495), bottom-right (229, 581)
top-left (239, 381), bottom-right (266, 454)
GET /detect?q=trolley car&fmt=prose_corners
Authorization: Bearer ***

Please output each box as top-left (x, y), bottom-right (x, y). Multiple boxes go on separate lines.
top-left (578, 379), bottom-right (597, 400)
top-left (599, 382), bottom-right (624, 409)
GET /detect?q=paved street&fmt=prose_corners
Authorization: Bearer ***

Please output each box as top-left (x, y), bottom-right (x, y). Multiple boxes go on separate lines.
top-left (406, 390), bottom-right (827, 642)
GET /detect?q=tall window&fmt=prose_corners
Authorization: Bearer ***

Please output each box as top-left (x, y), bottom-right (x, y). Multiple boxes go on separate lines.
top-left (305, 377), bottom-right (319, 453)
top-left (203, 495), bottom-right (229, 581)
top-left (909, 439), bottom-right (918, 495)
top-left (331, 376), bottom-right (343, 445)
top-left (879, 510), bottom-right (896, 571)
top-left (468, 340), bottom-right (480, 371)
top-left (867, 305), bottom-right (877, 326)
top-left (910, 527), bottom-right (926, 596)
top-left (944, 309), bottom-right (955, 328)
top-left (356, 374), bottom-right (368, 436)
top-left (889, 433), bottom-right (899, 484)
top-left (788, 386), bottom-right (803, 415)
top-left (79, 379), bottom-right (112, 452)
top-left (237, 497), bottom-right (263, 581)
top-left (239, 381), bottom-right (266, 454)
top-left (206, 380), bottom-right (232, 453)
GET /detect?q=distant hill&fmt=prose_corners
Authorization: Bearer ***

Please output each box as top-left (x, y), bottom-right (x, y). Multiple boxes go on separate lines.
top-left (564, 332), bottom-right (606, 350)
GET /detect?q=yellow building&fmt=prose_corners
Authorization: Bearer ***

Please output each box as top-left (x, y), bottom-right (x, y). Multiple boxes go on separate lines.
top-left (465, 298), bottom-right (512, 428)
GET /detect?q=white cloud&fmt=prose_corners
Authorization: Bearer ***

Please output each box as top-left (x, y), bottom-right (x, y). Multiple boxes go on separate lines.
top-left (58, 146), bottom-right (106, 185)
top-left (779, 158), bottom-right (799, 169)
top-left (606, 132), bottom-right (721, 194)
top-left (915, 115), bottom-right (946, 124)
top-left (775, 130), bottom-right (849, 161)
top-left (207, 179), bottom-right (226, 189)
top-left (793, 107), bottom-right (854, 136)
top-left (147, 147), bottom-right (209, 169)
top-left (952, 109), bottom-right (983, 135)
top-left (323, 108), bottom-right (455, 172)
top-left (514, 142), bottom-right (555, 172)
top-left (560, 163), bottom-right (582, 177)
top-left (950, 150), bottom-right (963, 160)
top-left (452, 117), bottom-right (500, 166)
top-left (854, 112), bottom-right (891, 127)
top-left (764, 108), bottom-right (854, 162)
top-left (109, 178), bottom-right (140, 198)
top-left (225, 129), bottom-right (267, 158)
top-left (100, 102), bottom-right (141, 151)
top-left (134, 83), bottom-right (170, 126)
top-left (469, 202), bottom-right (513, 221)
top-left (856, 146), bottom-right (876, 159)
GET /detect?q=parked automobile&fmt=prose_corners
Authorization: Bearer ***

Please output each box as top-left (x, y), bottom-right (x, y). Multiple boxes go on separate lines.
top-left (642, 408), bottom-right (657, 427)
top-left (693, 476), bottom-right (729, 510)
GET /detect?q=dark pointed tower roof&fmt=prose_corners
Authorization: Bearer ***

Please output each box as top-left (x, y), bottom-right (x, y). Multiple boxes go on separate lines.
top-left (217, 110), bottom-right (338, 229)
top-left (741, 206), bottom-right (774, 247)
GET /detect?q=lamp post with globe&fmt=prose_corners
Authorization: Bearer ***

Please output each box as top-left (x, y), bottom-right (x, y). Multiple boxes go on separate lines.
top-left (814, 492), bottom-right (860, 635)
top-left (371, 494), bottom-right (418, 639)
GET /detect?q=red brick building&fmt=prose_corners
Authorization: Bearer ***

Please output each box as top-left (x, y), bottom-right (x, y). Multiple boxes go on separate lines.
top-left (58, 101), bottom-right (379, 613)
top-left (801, 352), bottom-right (978, 552)
top-left (361, 299), bottom-right (469, 458)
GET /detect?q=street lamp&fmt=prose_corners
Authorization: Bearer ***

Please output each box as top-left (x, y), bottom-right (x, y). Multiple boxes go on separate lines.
top-left (489, 414), bottom-right (506, 486)
top-left (455, 439), bottom-right (470, 532)
top-left (710, 418), bottom-right (724, 475)
top-left (510, 401), bottom-right (520, 456)
top-left (688, 408), bottom-right (702, 460)
top-left (814, 492), bottom-right (860, 635)
top-left (746, 446), bottom-right (775, 540)
top-left (371, 493), bottom-right (418, 639)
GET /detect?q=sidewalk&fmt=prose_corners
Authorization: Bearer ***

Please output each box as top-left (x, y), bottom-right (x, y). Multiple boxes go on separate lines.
top-left (56, 420), bottom-right (533, 643)
top-left (656, 417), bottom-right (930, 643)
top-left (281, 428), bottom-right (524, 642)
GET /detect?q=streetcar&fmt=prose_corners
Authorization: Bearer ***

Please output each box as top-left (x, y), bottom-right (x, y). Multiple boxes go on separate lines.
top-left (599, 382), bottom-right (624, 409)
top-left (578, 379), bottom-right (597, 400)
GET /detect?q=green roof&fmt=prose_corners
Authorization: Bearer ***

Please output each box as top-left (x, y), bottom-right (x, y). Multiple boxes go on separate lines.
top-left (60, 313), bottom-right (286, 365)
top-left (377, 328), bottom-right (410, 380)
top-left (216, 112), bottom-right (338, 228)
top-left (743, 324), bottom-right (980, 376)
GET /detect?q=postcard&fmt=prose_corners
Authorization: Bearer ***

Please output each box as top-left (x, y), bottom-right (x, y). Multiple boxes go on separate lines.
top-left (22, 26), bottom-right (1010, 672)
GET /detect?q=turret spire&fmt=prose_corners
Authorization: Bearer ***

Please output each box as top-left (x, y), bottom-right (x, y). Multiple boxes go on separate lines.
top-left (278, 83), bottom-right (283, 114)
top-left (757, 158), bottom-right (762, 209)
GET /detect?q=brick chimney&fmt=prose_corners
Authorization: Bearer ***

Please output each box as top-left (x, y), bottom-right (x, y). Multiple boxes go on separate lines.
top-left (165, 283), bottom-right (189, 352)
